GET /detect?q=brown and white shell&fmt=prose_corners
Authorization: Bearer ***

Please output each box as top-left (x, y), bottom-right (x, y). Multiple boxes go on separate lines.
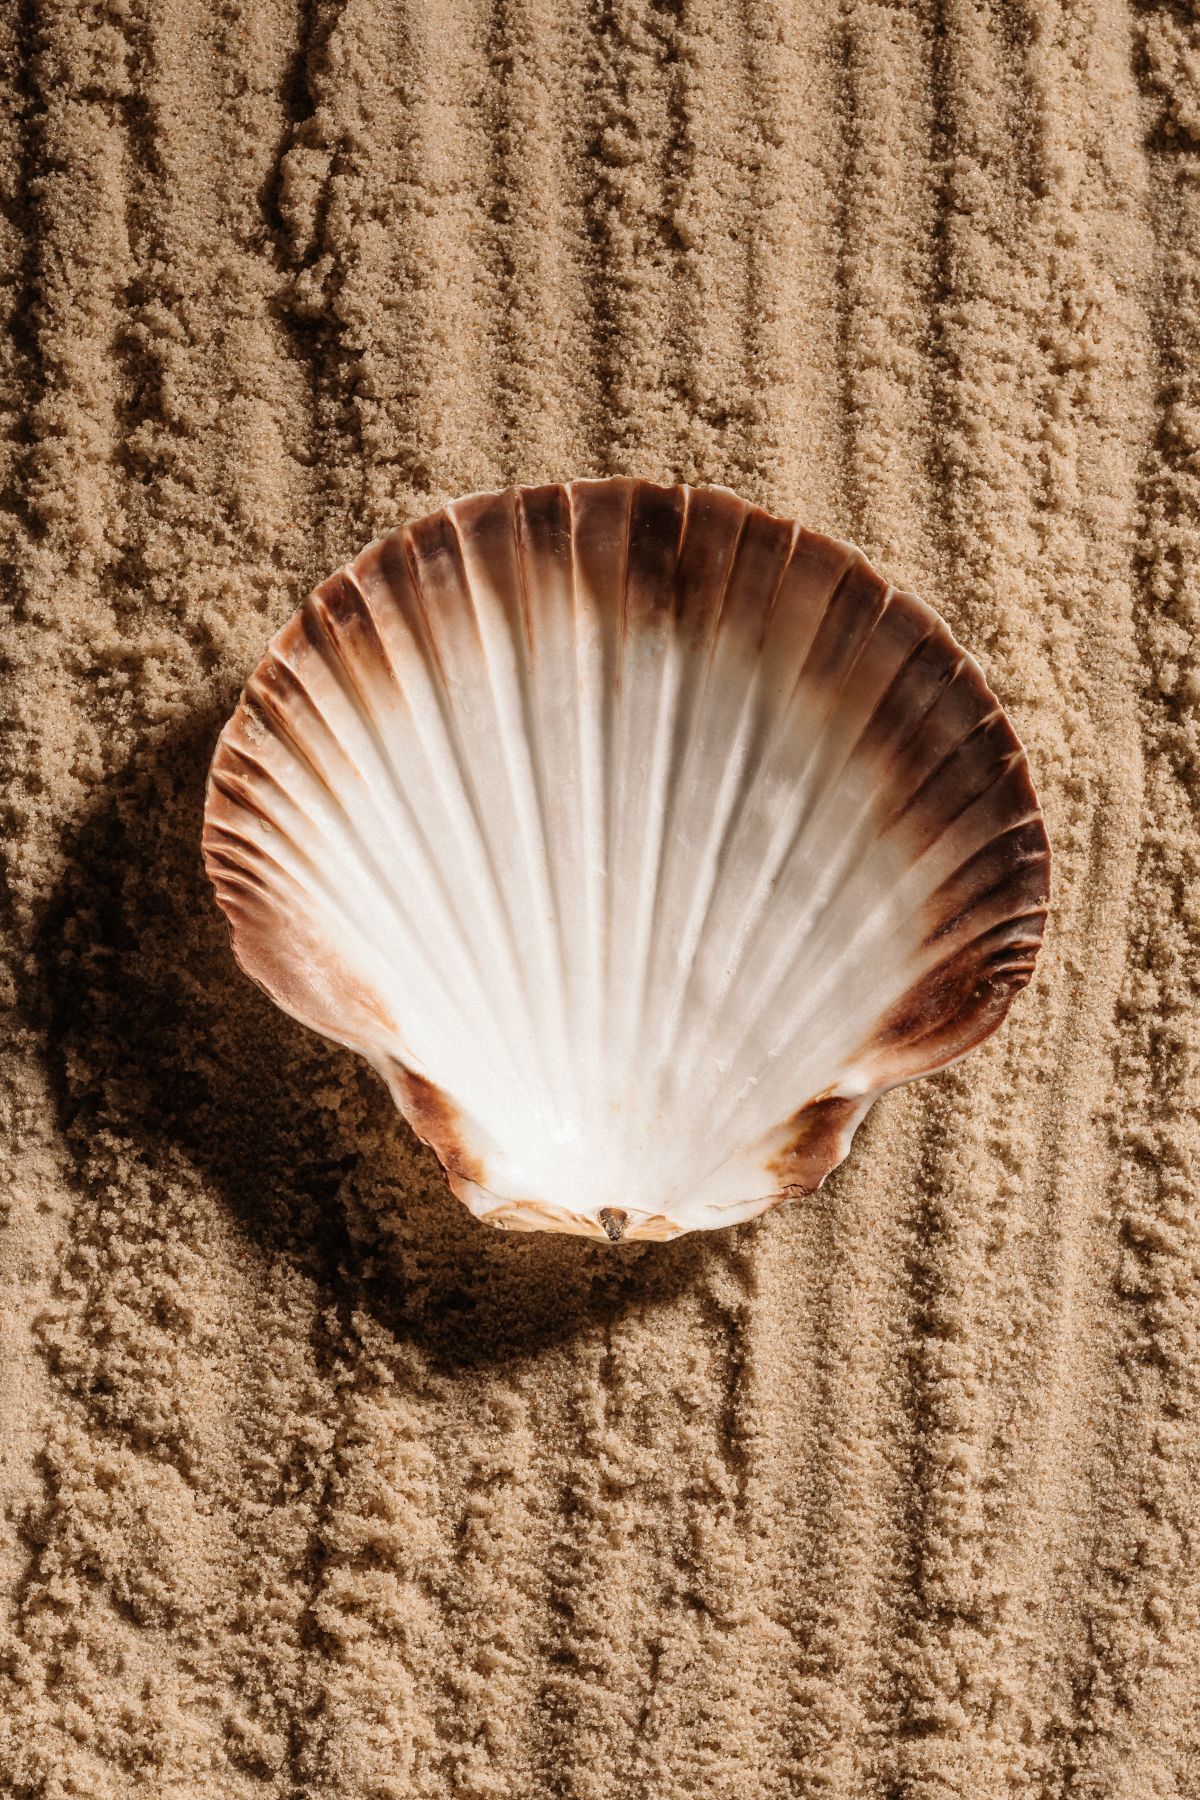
top-left (202, 480), bottom-right (1050, 1241)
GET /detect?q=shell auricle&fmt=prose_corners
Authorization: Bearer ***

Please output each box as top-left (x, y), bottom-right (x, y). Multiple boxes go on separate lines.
top-left (202, 479), bottom-right (1050, 1242)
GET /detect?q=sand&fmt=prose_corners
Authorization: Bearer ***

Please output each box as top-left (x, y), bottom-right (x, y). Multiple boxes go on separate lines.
top-left (0, 0), bottom-right (1197, 1794)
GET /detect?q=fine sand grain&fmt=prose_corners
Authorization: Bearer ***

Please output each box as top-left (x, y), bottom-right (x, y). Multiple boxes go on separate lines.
top-left (1, 3), bottom-right (1198, 1796)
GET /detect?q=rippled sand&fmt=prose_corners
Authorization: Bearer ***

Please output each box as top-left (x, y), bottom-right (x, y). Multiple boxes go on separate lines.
top-left (1, 2), bottom-right (1197, 1794)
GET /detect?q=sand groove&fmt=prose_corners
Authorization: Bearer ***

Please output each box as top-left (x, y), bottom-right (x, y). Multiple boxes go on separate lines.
top-left (1, 2), bottom-right (1198, 1796)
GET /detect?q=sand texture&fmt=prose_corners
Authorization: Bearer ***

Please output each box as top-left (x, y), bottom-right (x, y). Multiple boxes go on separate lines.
top-left (1, 2), bottom-right (1198, 1795)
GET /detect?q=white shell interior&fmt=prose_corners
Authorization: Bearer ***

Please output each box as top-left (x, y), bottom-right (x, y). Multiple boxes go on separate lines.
top-left (204, 481), bottom-right (1049, 1241)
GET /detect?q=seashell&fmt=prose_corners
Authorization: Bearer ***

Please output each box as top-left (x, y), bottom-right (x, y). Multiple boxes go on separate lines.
top-left (202, 480), bottom-right (1050, 1243)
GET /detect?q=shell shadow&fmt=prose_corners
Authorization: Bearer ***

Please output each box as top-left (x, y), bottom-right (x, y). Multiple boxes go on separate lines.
top-left (32, 706), bottom-right (715, 1375)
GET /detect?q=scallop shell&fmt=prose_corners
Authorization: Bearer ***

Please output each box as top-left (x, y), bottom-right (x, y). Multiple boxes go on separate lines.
top-left (202, 480), bottom-right (1050, 1242)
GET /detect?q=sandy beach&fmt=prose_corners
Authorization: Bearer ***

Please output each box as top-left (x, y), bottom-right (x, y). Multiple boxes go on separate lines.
top-left (1, 1), bottom-right (1198, 1793)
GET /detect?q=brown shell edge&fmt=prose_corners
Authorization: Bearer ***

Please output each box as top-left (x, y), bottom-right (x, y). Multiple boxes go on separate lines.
top-left (455, 1180), bottom-right (687, 1244)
